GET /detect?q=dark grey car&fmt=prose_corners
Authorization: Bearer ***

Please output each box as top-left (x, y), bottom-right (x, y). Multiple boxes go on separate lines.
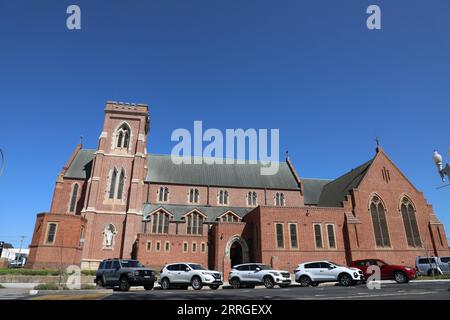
top-left (95, 258), bottom-right (157, 291)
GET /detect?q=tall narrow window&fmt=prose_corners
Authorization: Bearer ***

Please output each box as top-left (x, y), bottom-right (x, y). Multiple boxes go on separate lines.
top-left (275, 193), bottom-right (285, 206)
top-left (247, 192), bottom-right (257, 206)
top-left (158, 187), bottom-right (169, 202)
top-left (117, 169), bottom-right (125, 200)
top-left (150, 211), bottom-right (170, 234)
top-left (46, 223), bottom-right (58, 244)
top-left (116, 123), bottom-right (131, 149)
top-left (218, 190), bottom-right (229, 205)
top-left (69, 184), bottom-right (79, 212)
top-left (370, 196), bottom-right (391, 248)
top-left (289, 223), bottom-right (298, 249)
top-left (327, 224), bottom-right (336, 249)
top-left (314, 224), bottom-right (323, 248)
top-left (109, 169), bottom-right (117, 199)
top-left (400, 198), bottom-right (421, 247)
top-left (275, 223), bottom-right (284, 248)
top-left (186, 211), bottom-right (204, 235)
top-left (123, 130), bottom-right (130, 148)
top-left (189, 188), bottom-right (199, 204)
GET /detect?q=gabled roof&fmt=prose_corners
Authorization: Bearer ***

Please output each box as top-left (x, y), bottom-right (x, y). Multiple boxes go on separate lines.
top-left (142, 203), bottom-right (253, 222)
top-left (317, 159), bottom-right (374, 207)
top-left (301, 178), bottom-right (333, 205)
top-left (64, 149), bottom-right (95, 179)
top-left (145, 154), bottom-right (300, 190)
top-left (63, 150), bottom-right (300, 190)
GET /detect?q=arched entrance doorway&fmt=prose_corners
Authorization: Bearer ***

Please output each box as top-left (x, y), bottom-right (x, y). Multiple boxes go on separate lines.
top-left (230, 241), bottom-right (243, 267)
top-left (225, 235), bottom-right (249, 268)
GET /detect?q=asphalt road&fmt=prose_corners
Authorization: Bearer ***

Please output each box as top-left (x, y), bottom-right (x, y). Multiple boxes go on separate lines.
top-left (102, 280), bottom-right (450, 300)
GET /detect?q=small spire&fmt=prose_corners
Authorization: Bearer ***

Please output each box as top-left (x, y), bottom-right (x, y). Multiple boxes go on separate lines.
top-left (80, 135), bottom-right (83, 147)
top-left (286, 150), bottom-right (289, 161)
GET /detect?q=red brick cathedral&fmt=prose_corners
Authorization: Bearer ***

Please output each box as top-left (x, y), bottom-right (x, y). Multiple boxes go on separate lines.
top-left (27, 102), bottom-right (449, 278)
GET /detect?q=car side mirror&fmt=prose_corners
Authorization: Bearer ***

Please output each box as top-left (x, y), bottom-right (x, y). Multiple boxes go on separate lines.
top-left (255, 268), bottom-right (261, 272)
top-left (185, 268), bottom-right (190, 272)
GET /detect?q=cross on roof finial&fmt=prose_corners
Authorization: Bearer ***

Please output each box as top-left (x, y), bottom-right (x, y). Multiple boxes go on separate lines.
top-left (80, 135), bottom-right (83, 146)
top-left (375, 137), bottom-right (380, 147)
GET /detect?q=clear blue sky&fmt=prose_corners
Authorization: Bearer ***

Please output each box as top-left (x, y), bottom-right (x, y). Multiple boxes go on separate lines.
top-left (0, 0), bottom-right (449, 248)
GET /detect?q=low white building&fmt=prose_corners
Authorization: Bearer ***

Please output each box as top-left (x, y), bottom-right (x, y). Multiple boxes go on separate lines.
top-left (0, 248), bottom-right (29, 265)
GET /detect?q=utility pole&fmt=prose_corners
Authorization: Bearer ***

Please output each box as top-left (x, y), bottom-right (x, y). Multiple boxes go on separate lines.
top-left (17, 236), bottom-right (25, 264)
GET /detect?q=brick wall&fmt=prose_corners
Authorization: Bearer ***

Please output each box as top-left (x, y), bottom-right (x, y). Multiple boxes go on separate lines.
top-left (26, 213), bottom-right (87, 269)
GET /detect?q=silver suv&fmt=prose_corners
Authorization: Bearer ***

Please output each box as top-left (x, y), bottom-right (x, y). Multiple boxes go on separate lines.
top-left (159, 262), bottom-right (223, 290)
top-left (229, 263), bottom-right (291, 289)
top-left (416, 256), bottom-right (450, 276)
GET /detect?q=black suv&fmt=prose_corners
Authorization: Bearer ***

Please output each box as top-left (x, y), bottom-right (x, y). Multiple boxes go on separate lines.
top-left (95, 258), bottom-right (157, 291)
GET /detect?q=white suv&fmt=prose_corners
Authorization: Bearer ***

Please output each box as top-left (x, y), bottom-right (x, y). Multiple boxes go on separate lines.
top-left (229, 263), bottom-right (292, 289)
top-left (294, 261), bottom-right (364, 287)
top-left (159, 262), bottom-right (223, 290)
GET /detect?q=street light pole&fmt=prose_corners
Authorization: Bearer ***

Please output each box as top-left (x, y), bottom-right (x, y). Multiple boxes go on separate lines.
top-left (432, 149), bottom-right (450, 188)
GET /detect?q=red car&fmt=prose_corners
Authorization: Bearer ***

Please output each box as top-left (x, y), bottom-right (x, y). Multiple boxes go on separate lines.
top-left (350, 259), bottom-right (416, 283)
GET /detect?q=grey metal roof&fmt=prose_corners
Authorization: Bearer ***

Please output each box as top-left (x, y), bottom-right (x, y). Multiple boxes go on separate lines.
top-left (142, 203), bottom-right (253, 222)
top-left (301, 178), bottom-right (333, 205)
top-left (64, 149), bottom-right (95, 179)
top-left (145, 154), bottom-right (300, 190)
top-left (317, 159), bottom-right (373, 207)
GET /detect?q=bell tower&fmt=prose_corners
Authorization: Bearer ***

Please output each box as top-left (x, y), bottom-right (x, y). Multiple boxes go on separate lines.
top-left (81, 101), bottom-right (150, 266)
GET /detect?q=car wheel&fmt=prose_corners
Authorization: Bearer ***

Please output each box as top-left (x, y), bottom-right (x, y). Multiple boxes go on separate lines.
top-left (95, 277), bottom-right (104, 288)
top-left (191, 276), bottom-right (203, 290)
top-left (339, 273), bottom-right (352, 287)
top-left (299, 276), bottom-right (312, 287)
top-left (144, 283), bottom-right (154, 290)
top-left (209, 285), bottom-right (220, 290)
top-left (230, 278), bottom-right (241, 289)
top-left (161, 278), bottom-right (171, 290)
top-left (394, 271), bottom-right (408, 284)
top-left (119, 277), bottom-right (130, 292)
top-left (279, 284), bottom-right (290, 288)
top-left (263, 276), bottom-right (275, 289)
top-left (311, 282), bottom-right (319, 287)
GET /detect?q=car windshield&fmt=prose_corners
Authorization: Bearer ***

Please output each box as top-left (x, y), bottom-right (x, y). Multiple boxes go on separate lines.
top-left (120, 260), bottom-right (144, 268)
top-left (188, 264), bottom-right (206, 270)
top-left (257, 265), bottom-right (272, 270)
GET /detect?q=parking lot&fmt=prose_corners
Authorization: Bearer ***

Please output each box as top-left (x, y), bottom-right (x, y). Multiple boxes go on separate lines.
top-left (0, 280), bottom-right (446, 300)
top-left (101, 280), bottom-right (450, 300)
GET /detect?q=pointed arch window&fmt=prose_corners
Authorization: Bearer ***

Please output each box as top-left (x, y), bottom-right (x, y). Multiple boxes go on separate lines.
top-left (158, 187), bottom-right (169, 202)
top-left (150, 210), bottom-right (170, 234)
top-left (400, 197), bottom-right (421, 247)
top-left (247, 191), bottom-right (257, 206)
top-left (218, 190), bottom-right (229, 205)
top-left (69, 183), bottom-right (79, 212)
top-left (189, 188), bottom-right (199, 204)
top-left (370, 196), bottom-right (391, 248)
top-left (117, 169), bottom-right (125, 200)
top-left (116, 123), bottom-right (131, 149)
top-left (109, 168), bottom-right (118, 199)
top-left (275, 192), bottom-right (285, 206)
top-left (186, 211), bottom-right (204, 235)
top-left (108, 168), bottom-right (125, 200)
